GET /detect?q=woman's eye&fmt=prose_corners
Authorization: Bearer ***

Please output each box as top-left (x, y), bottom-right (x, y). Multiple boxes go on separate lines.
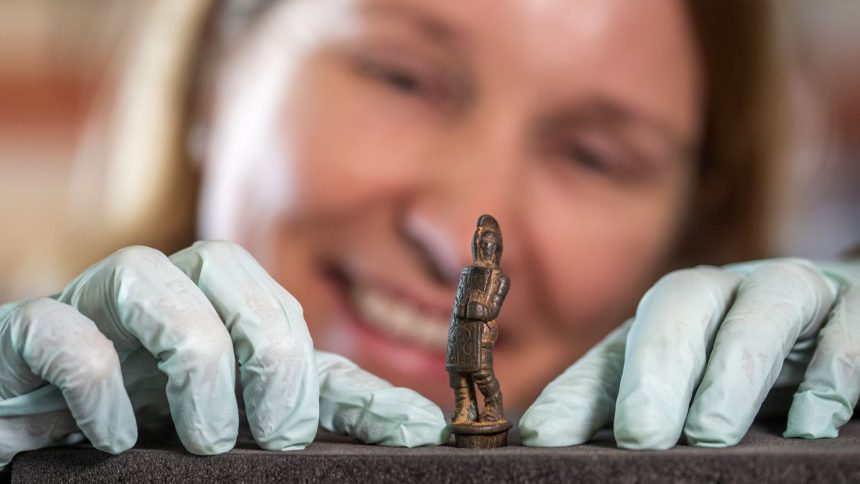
top-left (377, 67), bottom-right (423, 94)
top-left (555, 137), bottom-right (655, 184)
top-left (356, 59), bottom-right (428, 97)
top-left (563, 142), bottom-right (610, 173)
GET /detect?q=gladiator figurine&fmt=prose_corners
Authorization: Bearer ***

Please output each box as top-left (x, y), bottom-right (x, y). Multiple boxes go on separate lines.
top-left (446, 214), bottom-right (511, 448)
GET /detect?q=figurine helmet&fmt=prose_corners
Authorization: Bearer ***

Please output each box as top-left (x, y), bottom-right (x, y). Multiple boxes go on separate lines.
top-left (472, 214), bottom-right (502, 266)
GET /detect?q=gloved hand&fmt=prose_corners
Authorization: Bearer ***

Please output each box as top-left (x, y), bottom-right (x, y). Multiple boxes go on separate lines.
top-left (0, 241), bottom-right (448, 469)
top-left (519, 258), bottom-right (860, 449)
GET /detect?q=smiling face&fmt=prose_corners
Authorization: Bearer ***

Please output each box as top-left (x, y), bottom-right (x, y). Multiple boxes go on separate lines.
top-left (199, 0), bottom-right (703, 408)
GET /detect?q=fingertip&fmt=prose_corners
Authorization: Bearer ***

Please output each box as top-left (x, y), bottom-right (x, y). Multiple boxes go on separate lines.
top-left (401, 426), bottom-right (450, 447)
top-left (613, 402), bottom-right (678, 446)
top-left (684, 416), bottom-right (739, 447)
top-left (784, 390), bottom-right (845, 439)
top-left (518, 404), bottom-right (551, 446)
top-left (260, 441), bottom-right (310, 451)
top-left (173, 395), bottom-right (240, 455)
top-left (315, 351), bottom-right (447, 447)
top-left (388, 412), bottom-right (450, 447)
top-left (93, 425), bottom-right (138, 455)
top-left (245, 342), bottom-right (320, 451)
top-left (781, 283), bottom-right (860, 441)
top-left (370, 388), bottom-right (450, 447)
top-left (180, 427), bottom-right (238, 455)
top-left (683, 409), bottom-right (744, 448)
top-left (614, 388), bottom-right (684, 450)
top-left (519, 401), bottom-right (595, 447)
top-left (615, 419), bottom-right (680, 450)
top-left (327, 385), bottom-right (448, 447)
top-left (250, 409), bottom-right (318, 451)
top-left (684, 436), bottom-right (736, 448)
top-left (519, 421), bottom-right (576, 447)
top-left (411, 405), bottom-right (451, 447)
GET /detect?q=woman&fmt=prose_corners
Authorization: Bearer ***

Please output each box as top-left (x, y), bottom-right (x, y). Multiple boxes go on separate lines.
top-left (2, 0), bottom-right (858, 466)
top-left (191, 0), bottom-right (773, 409)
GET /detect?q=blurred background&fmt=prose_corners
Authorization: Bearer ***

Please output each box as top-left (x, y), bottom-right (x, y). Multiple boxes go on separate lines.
top-left (1, 0), bottom-right (858, 302)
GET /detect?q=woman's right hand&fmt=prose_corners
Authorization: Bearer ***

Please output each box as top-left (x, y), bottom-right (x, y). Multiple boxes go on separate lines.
top-left (0, 241), bottom-right (448, 469)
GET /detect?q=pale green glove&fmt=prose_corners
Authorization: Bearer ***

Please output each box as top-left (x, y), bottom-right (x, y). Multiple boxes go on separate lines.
top-left (0, 241), bottom-right (448, 469)
top-left (520, 258), bottom-right (860, 449)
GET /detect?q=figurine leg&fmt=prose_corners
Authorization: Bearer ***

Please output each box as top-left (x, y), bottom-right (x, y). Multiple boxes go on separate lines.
top-left (449, 372), bottom-right (478, 423)
top-left (473, 365), bottom-right (503, 422)
top-left (466, 377), bottom-right (478, 418)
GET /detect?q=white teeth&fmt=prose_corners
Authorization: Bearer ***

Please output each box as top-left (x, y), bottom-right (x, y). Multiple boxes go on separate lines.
top-left (351, 284), bottom-right (450, 352)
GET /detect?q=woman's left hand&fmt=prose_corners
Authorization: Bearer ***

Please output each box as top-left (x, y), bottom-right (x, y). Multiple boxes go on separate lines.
top-left (519, 258), bottom-right (860, 449)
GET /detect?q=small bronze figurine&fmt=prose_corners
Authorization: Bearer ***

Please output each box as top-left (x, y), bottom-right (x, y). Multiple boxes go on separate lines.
top-left (446, 214), bottom-right (511, 448)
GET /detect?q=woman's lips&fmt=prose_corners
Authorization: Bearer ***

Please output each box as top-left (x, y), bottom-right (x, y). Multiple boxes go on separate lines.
top-left (350, 282), bottom-right (450, 352)
top-left (325, 264), bottom-right (451, 354)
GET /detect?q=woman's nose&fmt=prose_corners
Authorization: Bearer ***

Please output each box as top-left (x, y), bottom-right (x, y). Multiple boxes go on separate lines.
top-left (401, 111), bottom-right (526, 281)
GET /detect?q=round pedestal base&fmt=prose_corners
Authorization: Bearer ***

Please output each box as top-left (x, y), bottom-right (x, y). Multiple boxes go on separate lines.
top-left (450, 420), bottom-right (512, 448)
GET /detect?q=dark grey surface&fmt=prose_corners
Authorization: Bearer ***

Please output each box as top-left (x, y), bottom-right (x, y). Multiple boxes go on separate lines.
top-left (11, 420), bottom-right (860, 483)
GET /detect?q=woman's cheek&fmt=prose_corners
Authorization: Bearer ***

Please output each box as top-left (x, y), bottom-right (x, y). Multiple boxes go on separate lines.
top-left (281, 58), bottom-right (436, 217)
top-left (533, 179), bottom-right (688, 335)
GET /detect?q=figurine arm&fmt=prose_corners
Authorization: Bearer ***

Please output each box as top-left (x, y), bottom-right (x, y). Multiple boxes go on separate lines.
top-left (454, 270), bottom-right (470, 318)
top-left (484, 272), bottom-right (510, 321)
top-left (466, 300), bottom-right (490, 320)
top-left (482, 319), bottom-right (498, 345)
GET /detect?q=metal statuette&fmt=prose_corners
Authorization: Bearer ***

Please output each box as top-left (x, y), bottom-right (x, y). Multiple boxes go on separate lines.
top-left (446, 214), bottom-right (511, 448)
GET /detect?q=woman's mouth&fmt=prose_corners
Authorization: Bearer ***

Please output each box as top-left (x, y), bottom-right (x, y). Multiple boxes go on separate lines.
top-left (326, 264), bottom-right (450, 354)
top-left (350, 282), bottom-right (450, 353)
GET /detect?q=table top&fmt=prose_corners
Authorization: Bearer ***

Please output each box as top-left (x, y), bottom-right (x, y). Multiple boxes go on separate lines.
top-left (9, 420), bottom-right (860, 483)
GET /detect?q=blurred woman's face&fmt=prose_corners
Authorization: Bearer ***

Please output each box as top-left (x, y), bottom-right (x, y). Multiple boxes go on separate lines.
top-left (200, 0), bottom-right (702, 408)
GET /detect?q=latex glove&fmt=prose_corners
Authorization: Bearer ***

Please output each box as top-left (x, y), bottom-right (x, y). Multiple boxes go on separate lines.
top-left (520, 258), bottom-right (860, 449)
top-left (0, 241), bottom-right (448, 469)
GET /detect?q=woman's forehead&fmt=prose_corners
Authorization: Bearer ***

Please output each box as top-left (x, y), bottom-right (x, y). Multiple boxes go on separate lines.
top-left (352, 0), bottom-right (693, 56)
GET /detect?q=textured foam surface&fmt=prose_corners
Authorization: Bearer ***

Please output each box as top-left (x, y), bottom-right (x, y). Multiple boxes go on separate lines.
top-left (10, 420), bottom-right (860, 483)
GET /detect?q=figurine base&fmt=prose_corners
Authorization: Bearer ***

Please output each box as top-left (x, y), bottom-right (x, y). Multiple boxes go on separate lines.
top-left (450, 420), bottom-right (512, 448)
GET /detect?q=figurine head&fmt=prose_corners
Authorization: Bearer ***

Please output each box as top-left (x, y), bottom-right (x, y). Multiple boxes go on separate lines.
top-left (472, 214), bottom-right (502, 267)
